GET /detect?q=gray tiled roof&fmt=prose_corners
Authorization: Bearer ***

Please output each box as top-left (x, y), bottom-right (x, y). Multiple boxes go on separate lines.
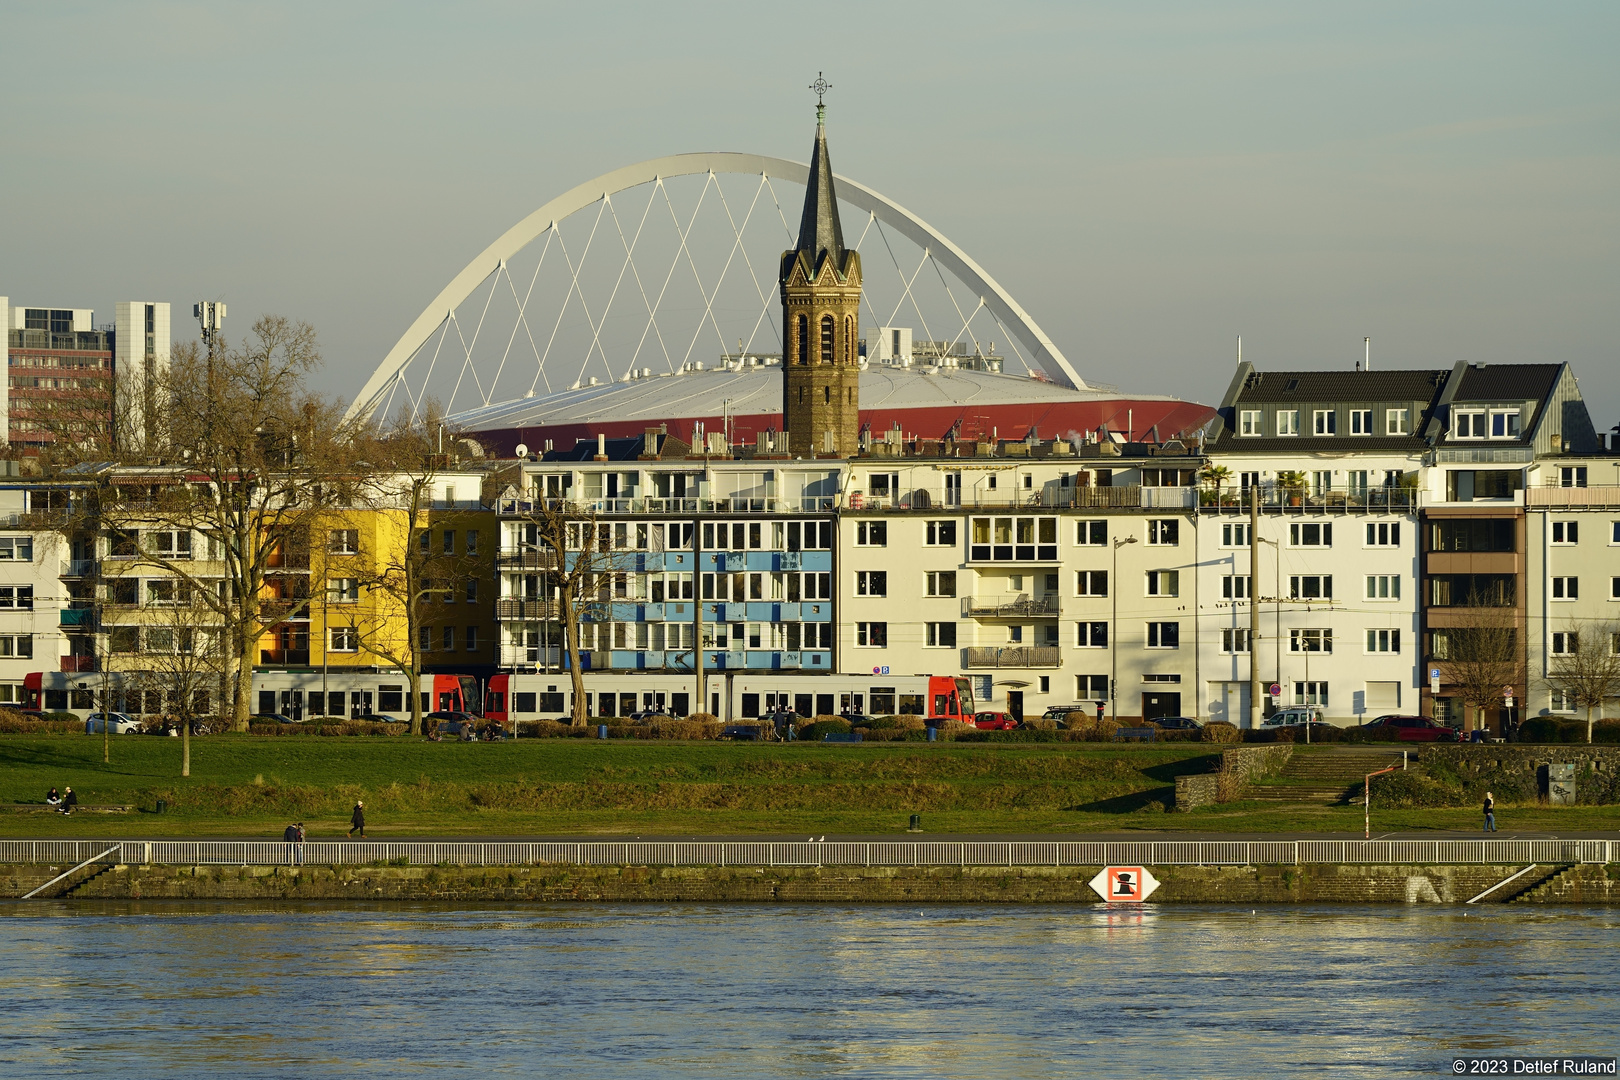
top-left (1229, 369), bottom-right (1445, 404)
top-left (1452, 363), bottom-right (1561, 403)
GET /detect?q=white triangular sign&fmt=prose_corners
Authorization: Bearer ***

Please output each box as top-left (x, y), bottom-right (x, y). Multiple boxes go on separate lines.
top-left (1089, 866), bottom-right (1161, 902)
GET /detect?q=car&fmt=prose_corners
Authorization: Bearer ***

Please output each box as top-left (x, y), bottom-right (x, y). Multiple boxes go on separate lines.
top-left (971, 711), bottom-right (1019, 730)
top-left (426, 710), bottom-right (481, 735)
top-left (629, 708), bottom-right (673, 721)
top-left (1262, 707), bottom-right (1324, 728)
top-left (250, 713), bottom-right (300, 725)
top-left (721, 724), bottom-right (764, 741)
top-left (85, 712), bottom-right (142, 735)
top-left (1151, 716), bottom-right (1205, 731)
top-left (1042, 704), bottom-right (1093, 723)
top-left (839, 713), bottom-right (879, 727)
top-left (1359, 714), bottom-right (1459, 742)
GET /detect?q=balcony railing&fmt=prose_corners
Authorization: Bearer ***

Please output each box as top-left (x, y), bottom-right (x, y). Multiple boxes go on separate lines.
top-left (60, 655), bottom-right (96, 673)
top-left (497, 496), bottom-right (837, 517)
top-left (962, 596), bottom-right (1061, 618)
top-left (495, 598), bottom-right (560, 621)
top-left (1526, 485), bottom-right (1620, 509)
top-left (259, 649), bottom-right (310, 666)
top-left (1199, 487), bottom-right (1418, 513)
top-left (964, 646), bottom-right (1062, 669)
top-left (1427, 447), bottom-right (1535, 465)
top-left (495, 550), bottom-right (560, 569)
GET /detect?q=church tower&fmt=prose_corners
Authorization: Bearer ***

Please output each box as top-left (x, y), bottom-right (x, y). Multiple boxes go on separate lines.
top-left (780, 93), bottom-right (862, 457)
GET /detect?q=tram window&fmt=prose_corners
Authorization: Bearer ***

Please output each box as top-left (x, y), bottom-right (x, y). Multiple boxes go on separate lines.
top-left (378, 685), bottom-right (403, 712)
top-left (514, 692), bottom-right (537, 713)
top-left (870, 688), bottom-right (896, 714)
top-left (671, 692), bottom-right (689, 716)
top-left (538, 691), bottom-right (563, 712)
top-left (898, 694), bottom-right (924, 715)
top-left (598, 693), bottom-right (616, 718)
top-left (742, 693), bottom-right (760, 717)
top-left (308, 692), bottom-right (325, 716)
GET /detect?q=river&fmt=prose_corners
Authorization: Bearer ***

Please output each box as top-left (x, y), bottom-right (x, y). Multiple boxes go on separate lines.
top-left (0, 903), bottom-right (1614, 1078)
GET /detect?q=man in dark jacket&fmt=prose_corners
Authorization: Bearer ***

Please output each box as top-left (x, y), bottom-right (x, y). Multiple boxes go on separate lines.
top-left (348, 800), bottom-right (366, 838)
top-left (59, 788), bottom-right (78, 815)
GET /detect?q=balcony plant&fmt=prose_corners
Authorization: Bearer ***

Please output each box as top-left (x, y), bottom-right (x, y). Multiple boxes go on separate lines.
top-left (1276, 470), bottom-right (1307, 507)
top-left (1199, 464), bottom-right (1232, 506)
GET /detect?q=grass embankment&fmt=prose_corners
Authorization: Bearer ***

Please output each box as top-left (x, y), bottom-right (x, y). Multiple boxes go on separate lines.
top-left (4, 736), bottom-right (1618, 838)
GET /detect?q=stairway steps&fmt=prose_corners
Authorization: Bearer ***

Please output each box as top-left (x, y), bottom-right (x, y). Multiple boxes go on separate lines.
top-left (1508, 865), bottom-right (1578, 904)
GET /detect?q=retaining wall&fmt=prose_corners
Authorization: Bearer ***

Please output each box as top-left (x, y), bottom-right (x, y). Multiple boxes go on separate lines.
top-left (5, 862), bottom-right (1613, 904)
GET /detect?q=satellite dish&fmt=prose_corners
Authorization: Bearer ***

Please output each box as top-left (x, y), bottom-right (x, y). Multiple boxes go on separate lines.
top-left (514, 443), bottom-right (530, 459)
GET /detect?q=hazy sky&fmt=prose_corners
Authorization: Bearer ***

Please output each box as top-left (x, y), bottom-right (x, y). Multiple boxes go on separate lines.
top-left (4, 2), bottom-right (1616, 428)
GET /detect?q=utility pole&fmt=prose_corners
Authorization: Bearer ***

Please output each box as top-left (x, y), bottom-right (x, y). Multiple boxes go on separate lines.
top-left (1249, 485), bottom-right (1262, 729)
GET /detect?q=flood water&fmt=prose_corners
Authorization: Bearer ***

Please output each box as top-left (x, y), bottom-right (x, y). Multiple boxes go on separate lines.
top-left (0, 903), bottom-right (1614, 1078)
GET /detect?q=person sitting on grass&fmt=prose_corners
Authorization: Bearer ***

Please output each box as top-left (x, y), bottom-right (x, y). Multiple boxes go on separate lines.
top-left (45, 787), bottom-right (60, 808)
top-left (58, 787), bottom-right (78, 815)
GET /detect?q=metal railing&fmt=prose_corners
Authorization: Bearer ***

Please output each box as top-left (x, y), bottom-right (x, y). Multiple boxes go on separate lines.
top-left (1199, 487), bottom-right (1419, 513)
top-left (496, 497), bottom-right (837, 517)
top-left (963, 646), bottom-right (1062, 669)
top-left (3, 838), bottom-right (1611, 870)
top-left (1526, 485), bottom-right (1620, 509)
top-left (495, 598), bottom-right (559, 620)
top-left (962, 596), bottom-right (1060, 618)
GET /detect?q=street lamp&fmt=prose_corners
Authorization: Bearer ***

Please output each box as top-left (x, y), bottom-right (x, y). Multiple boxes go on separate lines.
top-left (1257, 536), bottom-right (1280, 718)
top-left (1110, 535), bottom-right (1138, 722)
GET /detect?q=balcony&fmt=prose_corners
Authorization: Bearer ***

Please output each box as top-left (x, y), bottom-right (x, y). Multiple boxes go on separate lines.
top-left (60, 608), bottom-right (95, 627)
top-left (60, 655), bottom-right (96, 673)
top-left (962, 596), bottom-right (1060, 618)
top-left (964, 646), bottom-right (1062, 669)
top-left (1526, 485), bottom-right (1620, 509)
top-left (496, 598), bottom-right (559, 621)
top-left (496, 496), bottom-right (837, 517)
top-left (62, 559), bottom-right (96, 577)
top-left (496, 549), bottom-right (560, 570)
top-left (259, 649), bottom-right (311, 666)
top-left (1199, 487), bottom-right (1419, 515)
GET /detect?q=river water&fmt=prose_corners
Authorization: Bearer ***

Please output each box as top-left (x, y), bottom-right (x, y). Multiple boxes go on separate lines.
top-left (0, 903), bottom-right (1614, 1078)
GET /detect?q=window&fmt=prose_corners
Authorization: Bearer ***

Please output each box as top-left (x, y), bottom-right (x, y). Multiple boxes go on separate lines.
top-left (1560, 467), bottom-right (1588, 488)
top-left (856, 570), bottom-right (887, 597)
top-left (1430, 519), bottom-right (1515, 553)
top-left (1221, 523), bottom-right (1251, 548)
top-left (466, 625), bottom-right (479, 651)
top-left (418, 626), bottom-right (431, 652)
top-left (820, 315), bottom-right (834, 362)
top-left (1276, 410), bottom-right (1299, 436)
top-left (442, 530), bottom-right (456, 554)
top-left (1614, 522), bottom-right (1620, 545)
top-left (1313, 410), bottom-right (1336, 436)
top-left (327, 578), bottom-right (359, 603)
top-left (1350, 409), bottom-right (1373, 435)
top-left (1077, 622), bottom-right (1108, 648)
top-left (1551, 521), bottom-right (1578, 545)
top-left (1551, 632), bottom-right (1578, 655)
top-left (1453, 410), bottom-right (1485, 439)
top-left (108, 529), bottom-right (138, 558)
top-left (1146, 622), bottom-right (1179, 648)
top-left (1294, 682), bottom-right (1329, 706)
top-left (329, 529), bottom-right (359, 554)
top-left (1346, 471), bottom-right (1368, 498)
top-left (1289, 575), bottom-right (1333, 600)
top-left (925, 622), bottom-right (956, 648)
top-left (1075, 570), bottom-right (1108, 597)
top-left (0, 586), bottom-right (33, 610)
top-left (466, 530), bottom-right (479, 555)
top-left (419, 531), bottom-right (431, 553)
top-left (466, 579), bottom-right (478, 603)
top-left (1366, 629), bottom-right (1401, 654)
top-left (926, 571), bottom-right (957, 597)
top-left (1289, 522), bottom-right (1332, 547)
top-left (925, 521), bottom-right (957, 546)
top-left (1075, 520), bottom-right (1107, 546)
top-left (0, 634), bottom-right (33, 658)
top-left (1365, 575), bottom-right (1401, 600)
top-left (149, 530), bottom-right (192, 559)
top-left (329, 626), bottom-right (359, 652)
top-left (868, 473), bottom-right (899, 500)
top-left (1222, 575), bottom-right (1250, 600)
top-left (1386, 408), bottom-right (1409, 435)
top-left (1613, 577), bottom-right (1620, 600)
top-left (1549, 689), bottom-right (1575, 712)
top-left (1365, 522), bottom-right (1401, 547)
top-left (856, 521), bottom-right (887, 547)
top-left (1291, 628), bottom-right (1332, 653)
top-left (856, 622), bottom-right (887, 647)
top-left (1077, 675), bottom-right (1108, 699)
top-left (1145, 570), bottom-right (1179, 597)
top-left (1239, 410), bottom-right (1263, 436)
top-left (0, 537), bottom-right (33, 561)
top-left (968, 516), bottom-right (1059, 561)
top-left (1552, 577), bottom-right (1578, 600)
top-left (1489, 410), bottom-right (1521, 439)
top-left (1147, 519), bottom-right (1179, 546)
top-left (1221, 629), bottom-right (1252, 653)
top-left (1429, 574), bottom-right (1515, 606)
top-left (442, 625), bottom-right (455, 651)
top-left (1312, 471), bottom-right (1333, 496)
top-left (110, 626), bottom-right (139, 653)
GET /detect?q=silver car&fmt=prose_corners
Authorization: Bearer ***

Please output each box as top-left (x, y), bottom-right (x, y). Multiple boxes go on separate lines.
top-left (85, 712), bottom-right (143, 735)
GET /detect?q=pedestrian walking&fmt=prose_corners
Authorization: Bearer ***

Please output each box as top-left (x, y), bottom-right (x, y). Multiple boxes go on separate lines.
top-left (1483, 791), bottom-right (1496, 832)
top-left (295, 822), bottom-right (306, 865)
top-left (348, 800), bottom-right (366, 838)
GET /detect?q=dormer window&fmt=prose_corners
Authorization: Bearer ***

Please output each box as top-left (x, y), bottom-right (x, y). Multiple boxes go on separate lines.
top-left (1313, 410), bottom-right (1336, 436)
top-left (1276, 410), bottom-right (1300, 436)
top-left (1239, 410), bottom-right (1263, 436)
top-left (1453, 410), bottom-right (1486, 439)
top-left (1489, 409), bottom-right (1520, 439)
top-left (1349, 409), bottom-right (1372, 435)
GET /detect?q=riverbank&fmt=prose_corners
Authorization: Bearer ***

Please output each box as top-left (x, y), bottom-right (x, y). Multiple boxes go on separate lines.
top-left (5, 861), bottom-right (1615, 904)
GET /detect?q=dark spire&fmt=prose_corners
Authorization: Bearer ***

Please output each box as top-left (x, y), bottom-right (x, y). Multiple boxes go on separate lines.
top-left (795, 105), bottom-right (845, 275)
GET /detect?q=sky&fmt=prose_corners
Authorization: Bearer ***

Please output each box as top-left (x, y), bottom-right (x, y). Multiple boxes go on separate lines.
top-left (3, 1), bottom-right (1617, 429)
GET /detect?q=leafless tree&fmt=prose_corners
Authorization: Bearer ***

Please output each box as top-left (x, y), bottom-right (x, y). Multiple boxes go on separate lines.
top-left (125, 593), bottom-right (227, 776)
top-left (1439, 596), bottom-right (1524, 735)
top-left (1544, 621), bottom-right (1620, 743)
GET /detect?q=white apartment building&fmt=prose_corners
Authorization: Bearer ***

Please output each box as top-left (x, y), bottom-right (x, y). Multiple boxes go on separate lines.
top-left (0, 479), bottom-right (70, 706)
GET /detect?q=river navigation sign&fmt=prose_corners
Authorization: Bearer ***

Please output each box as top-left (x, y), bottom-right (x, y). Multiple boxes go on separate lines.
top-left (1090, 866), bottom-right (1160, 902)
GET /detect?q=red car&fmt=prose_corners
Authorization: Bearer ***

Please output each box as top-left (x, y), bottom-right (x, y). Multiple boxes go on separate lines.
top-left (1360, 714), bottom-right (1459, 742)
top-left (972, 711), bottom-right (1019, 730)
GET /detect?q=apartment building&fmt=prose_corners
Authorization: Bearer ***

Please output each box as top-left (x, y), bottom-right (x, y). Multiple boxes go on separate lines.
top-left (0, 474), bottom-right (70, 707)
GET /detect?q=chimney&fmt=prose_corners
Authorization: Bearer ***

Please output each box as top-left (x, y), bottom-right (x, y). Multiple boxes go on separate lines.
top-left (1365, 337), bottom-right (1371, 371)
top-left (593, 433), bottom-right (607, 461)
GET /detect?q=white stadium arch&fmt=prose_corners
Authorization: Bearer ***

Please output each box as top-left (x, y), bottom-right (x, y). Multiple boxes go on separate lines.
top-left (346, 152), bottom-right (1085, 424)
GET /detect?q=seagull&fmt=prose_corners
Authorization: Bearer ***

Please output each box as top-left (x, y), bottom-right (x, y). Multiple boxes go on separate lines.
top-left (819, 835), bottom-right (826, 842)
top-left (807, 836), bottom-right (814, 842)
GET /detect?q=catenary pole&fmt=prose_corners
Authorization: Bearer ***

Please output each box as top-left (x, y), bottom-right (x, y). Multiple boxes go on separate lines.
top-left (1249, 485), bottom-right (1261, 729)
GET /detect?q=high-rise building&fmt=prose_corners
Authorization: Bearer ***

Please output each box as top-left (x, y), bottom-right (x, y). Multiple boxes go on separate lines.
top-left (779, 105), bottom-right (862, 458)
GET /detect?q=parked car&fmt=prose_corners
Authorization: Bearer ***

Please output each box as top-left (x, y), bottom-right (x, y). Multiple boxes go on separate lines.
top-left (972, 711), bottom-right (1018, 730)
top-left (721, 724), bottom-right (764, 741)
top-left (85, 712), bottom-right (142, 735)
top-left (1042, 705), bottom-right (1092, 724)
top-left (250, 713), bottom-right (300, 725)
top-left (1261, 707), bottom-right (1324, 728)
top-left (426, 710), bottom-right (480, 735)
top-left (1360, 714), bottom-right (1459, 742)
top-left (1151, 716), bottom-right (1204, 731)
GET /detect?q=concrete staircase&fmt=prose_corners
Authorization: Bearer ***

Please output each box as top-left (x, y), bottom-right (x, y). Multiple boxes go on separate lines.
top-left (1507, 865), bottom-right (1580, 904)
top-left (1248, 747), bottom-right (1410, 804)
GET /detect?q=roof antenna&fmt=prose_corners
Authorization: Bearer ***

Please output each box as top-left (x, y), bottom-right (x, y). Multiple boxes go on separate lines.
top-left (1236, 335), bottom-right (1242, 366)
top-left (1364, 337), bottom-right (1371, 372)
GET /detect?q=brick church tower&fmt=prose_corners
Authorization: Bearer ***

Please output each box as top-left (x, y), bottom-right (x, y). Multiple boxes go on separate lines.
top-left (780, 100), bottom-right (862, 457)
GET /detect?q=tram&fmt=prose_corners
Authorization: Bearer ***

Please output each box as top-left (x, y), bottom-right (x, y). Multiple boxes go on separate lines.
top-left (23, 669), bottom-right (475, 721)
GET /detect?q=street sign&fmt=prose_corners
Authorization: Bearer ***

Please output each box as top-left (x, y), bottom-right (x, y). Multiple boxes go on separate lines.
top-left (1501, 685), bottom-right (1513, 697)
top-left (1089, 866), bottom-right (1161, 902)
top-left (871, 666), bottom-right (890, 676)
top-left (1268, 683), bottom-right (1282, 698)
top-left (1430, 668), bottom-right (1440, 680)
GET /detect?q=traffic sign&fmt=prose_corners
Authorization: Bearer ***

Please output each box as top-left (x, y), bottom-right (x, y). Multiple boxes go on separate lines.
top-left (1268, 683), bottom-right (1282, 698)
top-left (871, 665), bottom-right (890, 676)
top-left (1090, 866), bottom-right (1161, 902)
top-left (1430, 668), bottom-right (1440, 680)
top-left (1501, 684), bottom-right (1514, 697)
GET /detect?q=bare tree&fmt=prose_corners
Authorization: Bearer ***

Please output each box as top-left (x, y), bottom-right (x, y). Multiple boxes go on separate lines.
top-left (1440, 595), bottom-right (1524, 735)
top-left (126, 592), bottom-right (227, 776)
top-left (1544, 621), bottom-right (1620, 743)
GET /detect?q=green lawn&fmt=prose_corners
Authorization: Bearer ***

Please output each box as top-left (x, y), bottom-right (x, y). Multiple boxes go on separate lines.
top-left (3, 734), bottom-right (1616, 838)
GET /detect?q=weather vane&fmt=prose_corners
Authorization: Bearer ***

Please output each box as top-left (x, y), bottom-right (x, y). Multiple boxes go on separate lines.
top-left (810, 72), bottom-right (831, 106)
